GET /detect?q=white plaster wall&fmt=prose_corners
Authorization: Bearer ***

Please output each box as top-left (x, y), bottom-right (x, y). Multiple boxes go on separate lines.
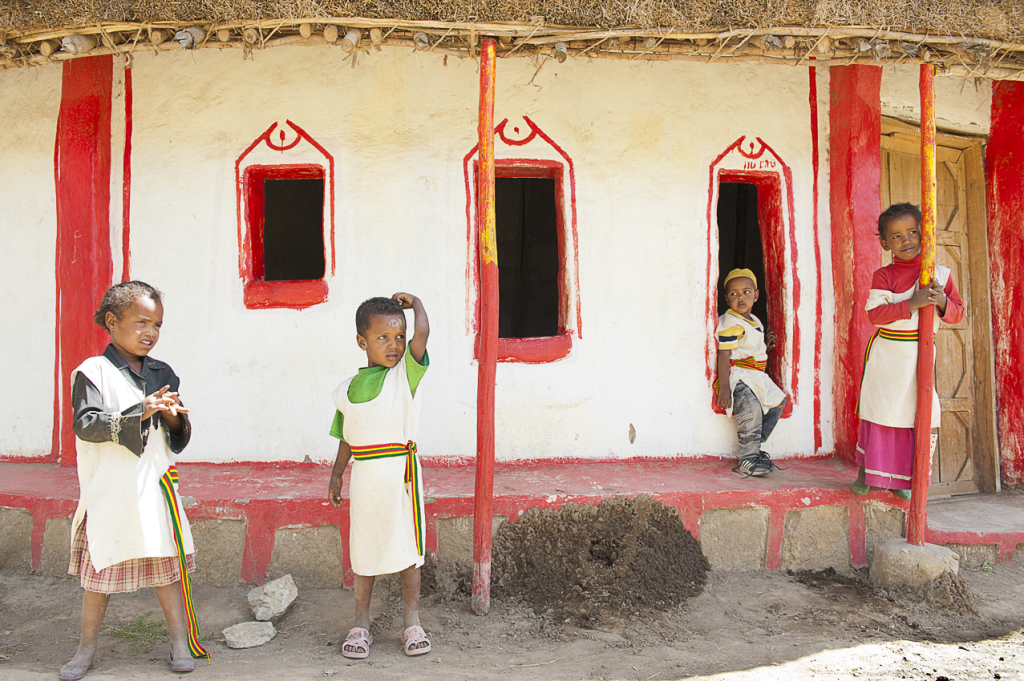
top-left (0, 66), bottom-right (61, 458)
top-left (121, 47), bottom-right (831, 463)
top-left (880, 65), bottom-right (991, 135)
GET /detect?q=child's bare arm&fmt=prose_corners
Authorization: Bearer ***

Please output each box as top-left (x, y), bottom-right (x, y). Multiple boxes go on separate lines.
top-left (328, 440), bottom-right (353, 507)
top-left (393, 292), bottom-right (429, 363)
top-left (716, 350), bottom-right (732, 410)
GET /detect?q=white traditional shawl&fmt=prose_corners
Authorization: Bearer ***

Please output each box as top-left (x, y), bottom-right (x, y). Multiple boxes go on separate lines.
top-left (70, 355), bottom-right (195, 572)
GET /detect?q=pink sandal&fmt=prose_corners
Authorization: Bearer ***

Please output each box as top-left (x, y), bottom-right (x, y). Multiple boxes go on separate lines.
top-left (342, 627), bottom-right (372, 659)
top-left (401, 625), bottom-right (431, 656)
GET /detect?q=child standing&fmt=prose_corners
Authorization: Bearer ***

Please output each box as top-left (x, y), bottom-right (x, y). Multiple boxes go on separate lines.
top-left (853, 203), bottom-right (964, 499)
top-left (327, 293), bottom-right (431, 659)
top-left (61, 281), bottom-right (206, 681)
top-left (716, 269), bottom-right (787, 477)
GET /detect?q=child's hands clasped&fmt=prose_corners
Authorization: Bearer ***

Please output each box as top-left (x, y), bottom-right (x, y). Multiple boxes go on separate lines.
top-left (765, 331), bottom-right (777, 352)
top-left (142, 385), bottom-right (189, 420)
top-left (908, 278), bottom-right (947, 312)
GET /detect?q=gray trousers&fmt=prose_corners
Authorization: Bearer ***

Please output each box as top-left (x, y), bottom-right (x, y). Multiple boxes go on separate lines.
top-left (733, 382), bottom-right (785, 459)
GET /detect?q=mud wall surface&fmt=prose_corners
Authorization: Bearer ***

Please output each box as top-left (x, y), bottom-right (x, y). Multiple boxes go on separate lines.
top-left (880, 66), bottom-right (991, 135)
top-left (0, 52), bottom-right (995, 464)
top-left (0, 66), bottom-right (61, 461)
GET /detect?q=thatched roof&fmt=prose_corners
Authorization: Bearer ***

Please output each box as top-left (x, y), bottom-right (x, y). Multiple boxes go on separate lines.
top-left (5, 1), bottom-right (1024, 38)
top-left (3, 1), bottom-right (1024, 78)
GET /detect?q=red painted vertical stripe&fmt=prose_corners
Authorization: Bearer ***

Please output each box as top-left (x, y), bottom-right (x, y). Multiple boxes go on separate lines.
top-left (848, 502), bottom-right (867, 566)
top-left (472, 37), bottom-right (497, 616)
top-left (54, 56), bottom-right (115, 466)
top-left (50, 117), bottom-right (64, 465)
top-left (987, 80), bottom-right (1024, 488)
top-left (829, 66), bottom-right (882, 460)
top-left (809, 67), bottom-right (823, 454)
top-left (121, 62), bottom-right (132, 282)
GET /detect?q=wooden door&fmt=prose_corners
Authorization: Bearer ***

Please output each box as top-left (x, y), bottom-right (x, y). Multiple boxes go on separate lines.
top-left (880, 119), bottom-right (1000, 495)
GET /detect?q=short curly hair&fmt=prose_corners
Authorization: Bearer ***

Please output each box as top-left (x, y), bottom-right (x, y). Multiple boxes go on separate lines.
top-left (355, 297), bottom-right (405, 336)
top-left (878, 202), bottom-right (921, 238)
top-left (93, 281), bottom-right (163, 330)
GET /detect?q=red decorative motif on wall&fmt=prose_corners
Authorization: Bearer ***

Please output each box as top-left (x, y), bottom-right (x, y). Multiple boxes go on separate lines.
top-left (235, 120), bottom-right (335, 310)
top-left (463, 116), bottom-right (581, 363)
top-left (705, 136), bottom-right (801, 422)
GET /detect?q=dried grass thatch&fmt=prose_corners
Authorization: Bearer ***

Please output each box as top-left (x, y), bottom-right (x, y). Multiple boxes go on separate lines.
top-left (3, 0), bottom-right (1024, 77)
top-left (4, 0), bottom-right (1024, 39)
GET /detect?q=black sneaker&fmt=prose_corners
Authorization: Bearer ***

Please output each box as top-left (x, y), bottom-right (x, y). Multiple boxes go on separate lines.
top-left (733, 455), bottom-right (771, 477)
top-left (758, 450), bottom-right (785, 472)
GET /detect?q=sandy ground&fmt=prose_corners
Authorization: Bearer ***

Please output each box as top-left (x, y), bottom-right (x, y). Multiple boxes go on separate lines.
top-left (2, 557), bottom-right (1023, 681)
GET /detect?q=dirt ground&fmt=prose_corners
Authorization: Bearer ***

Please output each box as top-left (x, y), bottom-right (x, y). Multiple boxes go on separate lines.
top-left (2, 498), bottom-right (1024, 680)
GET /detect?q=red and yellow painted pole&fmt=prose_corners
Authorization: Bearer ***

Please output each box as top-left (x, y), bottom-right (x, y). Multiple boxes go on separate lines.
top-left (908, 63), bottom-right (937, 546)
top-left (472, 37), bottom-right (498, 615)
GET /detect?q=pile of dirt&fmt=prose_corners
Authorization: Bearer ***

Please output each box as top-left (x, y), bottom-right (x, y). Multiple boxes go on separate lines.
top-left (492, 495), bottom-right (709, 626)
top-left (791, 566), bottom-right (984, 640)
top-left (904, 570), bottom-right (979, 615)
top-left (420, 553), bottom-right (472, 602)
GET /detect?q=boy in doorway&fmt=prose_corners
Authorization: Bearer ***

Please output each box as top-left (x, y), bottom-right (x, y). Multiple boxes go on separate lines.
top-left (327, 293), bottom-right (431, 659)
top-left (715, 269), bottom-right (787, 476)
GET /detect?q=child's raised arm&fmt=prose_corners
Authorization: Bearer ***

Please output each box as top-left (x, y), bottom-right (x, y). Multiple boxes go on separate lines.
top-left (393, 292), bottom-right (429, 363)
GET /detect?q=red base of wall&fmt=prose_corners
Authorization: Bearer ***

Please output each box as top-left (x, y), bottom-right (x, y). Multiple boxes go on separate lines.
top-left (0, 458), bottom-right (949, 588)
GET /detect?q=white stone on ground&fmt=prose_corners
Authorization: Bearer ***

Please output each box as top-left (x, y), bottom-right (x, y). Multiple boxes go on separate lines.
top-left (223, 621), bottom-right (277, 648)
top-left (869, 538), bottom-right (960, 588)
top-left (248, 574), bottom-right (298, 621)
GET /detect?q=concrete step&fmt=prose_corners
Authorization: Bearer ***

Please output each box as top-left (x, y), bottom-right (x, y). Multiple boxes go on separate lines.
top-left (1, 459), bottom-right (1014, 588)
top-left (925, 489), bottom-right (1024, 567)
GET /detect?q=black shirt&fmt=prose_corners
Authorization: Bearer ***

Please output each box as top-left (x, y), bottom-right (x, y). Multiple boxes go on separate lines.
top-left (71, 344), bottom-right (191, 457)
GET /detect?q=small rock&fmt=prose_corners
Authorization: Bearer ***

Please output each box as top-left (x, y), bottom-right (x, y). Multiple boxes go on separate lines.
top-left (248, 574), bottom-right (298, 621)
top-left (223, 621), bottom-right (277, 648)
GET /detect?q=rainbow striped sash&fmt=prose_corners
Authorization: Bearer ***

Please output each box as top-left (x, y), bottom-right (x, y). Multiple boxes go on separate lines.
top-left (856, 328), bottom-right (920, 414)
top-left (713, 357), bottom-right (768, 394)
top-left (731, 357), bottom-right (767, 371)
top-left (158, 466), bottom-right (209, 660)
top-left (878, 328), bottom-right (919, 342)
top-left (350, 441), bottom-right (424, 557)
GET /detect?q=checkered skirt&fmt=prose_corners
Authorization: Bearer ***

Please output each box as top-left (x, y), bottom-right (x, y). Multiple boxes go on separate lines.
top-left (69, 518), bottom-right (196, 594)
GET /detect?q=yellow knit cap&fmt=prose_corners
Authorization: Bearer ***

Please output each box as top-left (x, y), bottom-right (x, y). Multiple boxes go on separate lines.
top-left (723, 268), bottom-right (758, 289)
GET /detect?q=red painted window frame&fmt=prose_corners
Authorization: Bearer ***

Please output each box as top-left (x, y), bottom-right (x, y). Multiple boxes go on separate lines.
top-left (241, 163), bottom-right (329, 310)
top-left (474, 160), bottom-right (573, 363)
top-left (712, 170), bottom-right (794, 418)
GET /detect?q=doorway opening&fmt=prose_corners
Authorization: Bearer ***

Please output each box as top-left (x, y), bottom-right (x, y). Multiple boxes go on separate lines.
top-left (717, 182), bottom-right (768, 326)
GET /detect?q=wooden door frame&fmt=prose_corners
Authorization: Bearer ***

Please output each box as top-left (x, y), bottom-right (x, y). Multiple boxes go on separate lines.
top-left (880, 116), bottom-right (1001, 494)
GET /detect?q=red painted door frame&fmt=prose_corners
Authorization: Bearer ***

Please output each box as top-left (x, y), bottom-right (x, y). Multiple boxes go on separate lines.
top-left (987, 80), bottom-right (1024, 486)
top-left (829, 65), bottom-right (882, 460)
top-left (53, 56), bottom-right (115, 466)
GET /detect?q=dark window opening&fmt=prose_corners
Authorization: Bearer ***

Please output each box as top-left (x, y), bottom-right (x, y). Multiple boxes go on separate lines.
top-left (262, 178), bottom-right (325, 282)
top-left (495, 177), bottom-right (559, 338)
top-left (717, 182), bottom-right (768, 327)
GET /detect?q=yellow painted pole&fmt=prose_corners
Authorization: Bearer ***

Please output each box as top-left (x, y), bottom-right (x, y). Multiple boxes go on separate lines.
top-left (908, 62), bottom-right (937, 546)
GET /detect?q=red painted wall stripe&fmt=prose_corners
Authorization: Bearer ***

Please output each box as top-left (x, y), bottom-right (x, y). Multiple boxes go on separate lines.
top-left (987, 80), bottom-right (1024, 486)
top-left (829, 66), bottom-right (882, 460)
top-left (54, 56), bottom-right (115, 466)
top-left (121, 61), bottom-right (133, 282)
top-left (809, 66), bottom-right (823, 454)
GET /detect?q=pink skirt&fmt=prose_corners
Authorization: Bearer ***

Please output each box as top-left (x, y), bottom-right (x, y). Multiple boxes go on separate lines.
top-left (855, 420), bottom-right (915, 491)
top-left (69, 517), bottom-right (196, 594)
